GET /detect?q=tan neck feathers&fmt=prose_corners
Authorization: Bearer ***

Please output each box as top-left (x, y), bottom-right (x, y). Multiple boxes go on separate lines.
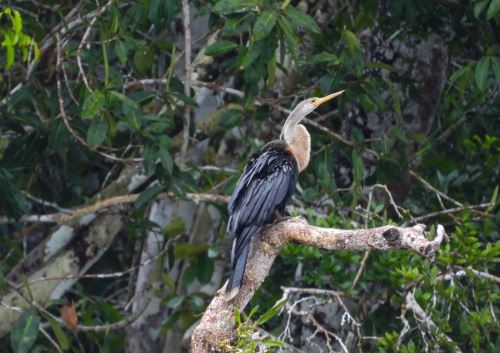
top-left (287, 124), bottom-right (311, 172)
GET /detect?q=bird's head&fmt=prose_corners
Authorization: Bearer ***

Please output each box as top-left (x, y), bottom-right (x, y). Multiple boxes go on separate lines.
top-left (281, 90), bottom-right (345, 141)
top-left (295, 90), bottom-right (345, 116)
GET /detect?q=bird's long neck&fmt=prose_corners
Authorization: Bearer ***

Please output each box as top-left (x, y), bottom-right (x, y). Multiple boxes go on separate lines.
top-left (286, 124), bottom-right (311, 172)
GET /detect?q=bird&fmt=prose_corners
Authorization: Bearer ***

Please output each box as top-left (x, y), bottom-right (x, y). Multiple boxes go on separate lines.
top-left (225, 90), bottom-right (345, 300)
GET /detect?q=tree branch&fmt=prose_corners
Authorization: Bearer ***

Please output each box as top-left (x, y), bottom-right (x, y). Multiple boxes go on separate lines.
top-left (190, 220), bottom-right (446, 352)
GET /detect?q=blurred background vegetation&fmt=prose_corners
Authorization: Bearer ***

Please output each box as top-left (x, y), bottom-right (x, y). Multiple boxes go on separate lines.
top-left (0, 0), bottom-right (499, 352)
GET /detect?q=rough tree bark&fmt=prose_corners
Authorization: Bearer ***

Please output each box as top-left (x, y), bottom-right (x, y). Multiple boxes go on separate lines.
top-left (190, 218), bottom-right (446, 353)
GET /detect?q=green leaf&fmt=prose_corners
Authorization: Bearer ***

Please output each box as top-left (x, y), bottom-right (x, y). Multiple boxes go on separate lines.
top-left (219, 109), bottom-right (243, 128)
top-left (486, 0), bottom-right (500, 20)
top-left (166, 296), bottom-right (184, 309)
top-left (342, 28), bottom-right (360, 51)
top-left (234, 308), bottom-right (241, 325)
top-left (486, 185), bottom-right (498, 212)
top-left (10, 309), bottom-right (41, 353)
top-left (491, 57), bottom-right (500, 83)
top-left (474, 0), bottom-right (489, 17)
top-left (163, 312), bottom-right (180, 328)
top-left (212, 0), bottom-right (257, 15)
top-left (253, 11), bottom-right (276, 40)
top-left (115, 40), bottom-right (128, 65)
top-left (133, 47), bottom-right (153, 73)
top-left (197, 254), bottom-right (214, 283)
top-left (247, 305), bottom-right (259, 320)
top-left (162, 218), bottom-right (185, 237)
top-left (149, 0), bottom-right (181, 27)
top-left (256, 299), bottom-right (286, 325)
top-left (475, 57), bottom-right (490, 91)
top-left (241, 44), bottom-right (260, 68)
top-left (310, 52), bottom-right (340, 64)
top-left (205, 40), bottom-right (238, 56)
top-left (284, 6), bottom-right (320, 33)
top-left (352, 150), bottom-right (364, 183)
top-left (134, 184), bottom-right (164, 209)
top-left (45, 315), bottom-right (69, 351)
top-left (276, 16), bottom-right (299, 56)
top-left (86, 119), bottom-right (108, 146)
top-left (261, 339), bottom-right (284, 347)
top-left (6, 45), bottom-right (15, 69)
top-left (81, 90), bottom-right (105, 119)
top-left (158, 145), bottom-right (173, 174)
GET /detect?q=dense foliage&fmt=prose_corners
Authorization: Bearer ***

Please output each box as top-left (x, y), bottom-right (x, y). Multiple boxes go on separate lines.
top-left (0, 0), bottom-right (498, 352)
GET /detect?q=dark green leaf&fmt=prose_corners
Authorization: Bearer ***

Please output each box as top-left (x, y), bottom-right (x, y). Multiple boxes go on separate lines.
top-left (352, 150), bottom-right (364, 183)
top-left (197, 254), bottom-right (214, 283)
top-left (310, 52), bottom-right (340, 64)
top-left (133, 47), bottom-right (153, 72)
top-left (474, 0), bottom-right (489, 17)
top-left (134, 184), bottom-right (164, 209)
top-left (115, 40), bottom-right (128, 65)
top-left (45, 316), bottom-right (69, 351)
top-left (486, 0), bottom-right (500, 20)
top-left (284, 6), bottom-right (320, 33)
top-left (149, 0), bottom-right (181, 27)
top-left (241, 44), bottom-right (260, 68)
top-left (205, 41), bottom-right (238, 56)
top-left (81, 90), bottom-right (105, 119)
top-left (158, 145), bottom-right (173, 174)
top-left (219, 109), bottom-right (243, 128)
top-left (212, 0), bottom-right (257, 15)
top-left (0, 168), bottom-right (30, 218)
top-left (163, 312), bottom-right (180, 328)
top-left (182, 264), bottom-right (198, 286)
top-left (10, 309), bottom-right (41, 353)
top-left (491, 58), bottom-right (500, 83)
top-left (253, 11), bottom-right (276, 40)
top-left (475, 57), bottom-right (490, 91)
top-left (86, 119), bottom-right (108, 146)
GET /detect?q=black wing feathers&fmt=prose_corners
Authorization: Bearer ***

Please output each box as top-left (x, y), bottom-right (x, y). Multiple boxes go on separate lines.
top-left (226, 142), bottom-right (298, 299)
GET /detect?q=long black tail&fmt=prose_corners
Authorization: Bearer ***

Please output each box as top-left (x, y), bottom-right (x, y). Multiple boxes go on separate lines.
top-left (225, 225), bottom-right (259, 300)
top-left (225, 242), bottom-right (250, 300)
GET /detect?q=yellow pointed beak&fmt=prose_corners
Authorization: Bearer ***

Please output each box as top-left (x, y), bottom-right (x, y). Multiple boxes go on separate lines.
top-left (313, 90), bottom-right (345, 106)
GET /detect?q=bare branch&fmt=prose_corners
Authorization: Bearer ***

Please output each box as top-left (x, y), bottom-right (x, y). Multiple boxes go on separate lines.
top-left (190, 220), bottom-right (447, 352)
top-left (0, 192), bottom-right (228, 224)
top-left (404, 290), bottom-right (462, 353)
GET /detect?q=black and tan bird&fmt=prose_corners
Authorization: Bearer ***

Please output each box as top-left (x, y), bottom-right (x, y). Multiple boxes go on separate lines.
top-left (226, 90), bottom-right (345, 300)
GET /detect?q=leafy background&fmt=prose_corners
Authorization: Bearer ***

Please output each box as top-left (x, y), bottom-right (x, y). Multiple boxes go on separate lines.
top-left (0, 0), bottom-right (499, 352)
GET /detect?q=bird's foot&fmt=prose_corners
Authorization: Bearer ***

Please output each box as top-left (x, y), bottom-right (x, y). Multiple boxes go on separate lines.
top-left (274, 209), bottom-right (292, 222)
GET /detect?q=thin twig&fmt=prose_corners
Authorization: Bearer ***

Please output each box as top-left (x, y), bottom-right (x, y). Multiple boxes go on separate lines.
top-left (56, 35), bottom-right (142, 164)
top-left (77, 16), bottom-right (98, 92)
top-left (409, 170), bottom-right (462, 207)
top-left (404, 203), bottom-right (493, 225)
top-left (180, 0), bottom-right (192, 169)
top-left (22, 235), bottom-right (179, 286)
